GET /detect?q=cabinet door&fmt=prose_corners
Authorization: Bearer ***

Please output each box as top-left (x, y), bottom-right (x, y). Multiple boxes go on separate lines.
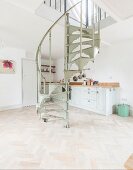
top-left (106, 88), bottom-right (114, 114)
top-left (90, 89), bottom-right (97, 101)
top-left (22, 59), bottom-right (37, 106)
top-left (96, 88), bottom-right (105, 113)
top-left (71, 87), bottom-right (80, 105)
top-left (89, 100), bottom-right (97, 109)
top-left (88, 88), bottom-right (97, 109)
top-left (80, 87), bottom-right (89, 99)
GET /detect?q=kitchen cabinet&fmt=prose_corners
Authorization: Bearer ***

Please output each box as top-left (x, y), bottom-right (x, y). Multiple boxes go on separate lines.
top-left (69, 86), bottom-right (119, 116)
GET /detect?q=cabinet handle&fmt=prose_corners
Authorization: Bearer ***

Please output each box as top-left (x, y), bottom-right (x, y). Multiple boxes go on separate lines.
top-left (88, 100), bottom-right (90, 102)
top-left (97, 91), bottom-right (99, 94)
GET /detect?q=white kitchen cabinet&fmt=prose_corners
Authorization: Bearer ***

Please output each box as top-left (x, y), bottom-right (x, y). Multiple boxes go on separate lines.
top-left (69, 86), bottom-right (119, 116)
top-left (96, 88), bottom-right (106, 113)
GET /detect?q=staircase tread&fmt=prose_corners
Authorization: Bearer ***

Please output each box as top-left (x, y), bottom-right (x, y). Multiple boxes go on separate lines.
top-left (67, 33), bottom-right (99, 37)
top-left (43, 101), bottom-right (67, 106)
top-left (64, 70), bottom-right (80, 72)
top-left (69, 47), bottom-right (93, 54)
top-left (66, 40), bottom-right (93, 46)
top-left (42, 109), bottom-right (67, 112)
top-left (67, 24), bottom-right (94, 31)
top-left (68, 57), bottom-right (90, 63)
top-left (67, 34), bottom-right (93, 37)
top-left (51, 92), bottom-right (67, 95)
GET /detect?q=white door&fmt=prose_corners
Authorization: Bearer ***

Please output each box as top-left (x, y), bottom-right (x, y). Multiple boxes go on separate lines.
top-left (22, 59), bottom-right (37, 106)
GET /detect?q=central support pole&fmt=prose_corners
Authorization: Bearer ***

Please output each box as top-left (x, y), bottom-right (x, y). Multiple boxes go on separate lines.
top-left (64, 0), bottom-right (67, 12)
top-left (64, 12), bottom-right (70, 128)
top-left (86, 0), bottom-right (89, 28)
top-left (49, 31), bottom-right (52, 85)
top-left (80, 0), bottom-right (83, 72)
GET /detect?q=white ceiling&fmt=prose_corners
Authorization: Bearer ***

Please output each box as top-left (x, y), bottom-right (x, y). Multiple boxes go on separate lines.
top-left (101, 0), bottom-right (133, 20)
top-left (0, 0), bottom-right (133, 59)
top-left (93, 0), bottom-right (133, 21)
top-left (94, 0), bottom-right (133, 44)
top-left (101, 16), bottom-right (133, 44)
top-left (4, 0), bottom-right (43, 12)
top-left (0, 0), bottom-right (65, 59)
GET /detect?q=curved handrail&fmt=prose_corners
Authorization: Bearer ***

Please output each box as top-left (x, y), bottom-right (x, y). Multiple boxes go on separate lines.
top-left (36, 0), bottom-right (81, 63)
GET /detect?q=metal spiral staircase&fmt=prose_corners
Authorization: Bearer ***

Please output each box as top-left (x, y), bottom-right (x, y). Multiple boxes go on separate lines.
top-left (36, 0), bottom-right (101, 128)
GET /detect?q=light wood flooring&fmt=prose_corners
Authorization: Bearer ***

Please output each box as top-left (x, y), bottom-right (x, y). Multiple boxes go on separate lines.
top-left (0, 106), bottom-right (133, 169)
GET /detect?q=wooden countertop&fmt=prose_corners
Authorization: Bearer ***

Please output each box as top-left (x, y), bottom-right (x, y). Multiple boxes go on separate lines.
top-left (69, 82), bottom-right (120, 88)
top-left (70, 85), bottom-right (119, 88)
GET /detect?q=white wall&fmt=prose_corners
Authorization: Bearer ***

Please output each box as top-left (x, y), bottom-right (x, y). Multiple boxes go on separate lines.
top-left (54, 57), bottom-right (64, 82)
top-left (22, 59), bottom-right (37, 106)
top-left (0, 47), bottom-right (25, 110)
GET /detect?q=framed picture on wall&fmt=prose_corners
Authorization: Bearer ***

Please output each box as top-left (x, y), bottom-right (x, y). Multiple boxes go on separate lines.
top-left (0, 60), bottom-right (15, 74)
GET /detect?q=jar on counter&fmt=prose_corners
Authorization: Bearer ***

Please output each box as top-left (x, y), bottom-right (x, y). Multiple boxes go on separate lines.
top-left (83, 80), bottom-right (87, 86)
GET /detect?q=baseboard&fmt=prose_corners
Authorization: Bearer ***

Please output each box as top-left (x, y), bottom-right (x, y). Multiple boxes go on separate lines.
top-left (0, 105), bottom-right (23, 112)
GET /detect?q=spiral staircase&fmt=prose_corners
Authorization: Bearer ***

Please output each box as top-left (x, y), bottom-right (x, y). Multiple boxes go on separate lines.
top-left (36, 0), bottom-right (101, 128)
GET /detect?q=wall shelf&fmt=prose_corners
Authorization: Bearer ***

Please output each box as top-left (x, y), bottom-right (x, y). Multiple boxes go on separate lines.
top-left (41, 65), bottom-right (56, 68)
top-left (41, 71), bottom-right (56, 73)
top-left (41, 64), bottom-right (56, 74)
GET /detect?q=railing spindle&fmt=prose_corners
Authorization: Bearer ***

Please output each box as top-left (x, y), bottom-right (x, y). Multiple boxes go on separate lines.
top-left (80, 1), bottom-right (83, 71)
top-left (100, 8), bottom-right (102, 20)
top-left (104, 12), bottom-right (107, 19)
top-left (86, 0), bottom-right (89, 27)
top-left (60, 0), bottom-right (62, 12)
top-left (64, 0), bottom-right (67, 12)
top-left (55, 0), bottom-right (57, 10)
top-left (49, 31), bottom-right (52, 84)
top-left (98, 7), bottom-right (100, 34)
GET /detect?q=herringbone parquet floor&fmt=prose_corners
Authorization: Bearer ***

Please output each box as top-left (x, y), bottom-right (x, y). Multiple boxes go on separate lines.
top-left (0, 106), bottom-right (133, 169)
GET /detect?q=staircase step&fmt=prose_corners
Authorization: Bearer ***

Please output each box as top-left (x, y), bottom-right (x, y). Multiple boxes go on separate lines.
top-left (51, 92), bottom-right (68, 99)
top-left (68, 34), bottom-right (80, 43)
top-left (41, 114), bottom-right (65, 121)
top-left (43, 101), bottom-right (67, 106)
top-left (69, 50), bottom-right (80, 61)
top-left (64, 70), bottom-right (80, 80)
top-left (69, 47), bottom-right (94, 61)
top-left (51, 91), bottom-right (67, 101)
top-left (67, 42), bottom-right (80, 52)
top-left (67, 25), bottom-right (80, 34)
top-left (48, 84), bottom-right (65, 95)
top-left (52, 98), bottom-right (67, 102)
top-left (69, 57), bottom-right (90, 70)
top-left (82, 47), bottom-right (94, 58)
top-left (83, 39), bottom-right (100, 48)
top-left (82, 28), bottom-right (94, 34)
top-left (67, 25), bottom-right (94, 35)
top-left (67, 41), bottom-right (91, 52)
top-left (67, 40), bottom-right (96, 52)
top-left (41, 108), bottom-right (67, 113)
top-left (67, 33), bottom-right (100, 43)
